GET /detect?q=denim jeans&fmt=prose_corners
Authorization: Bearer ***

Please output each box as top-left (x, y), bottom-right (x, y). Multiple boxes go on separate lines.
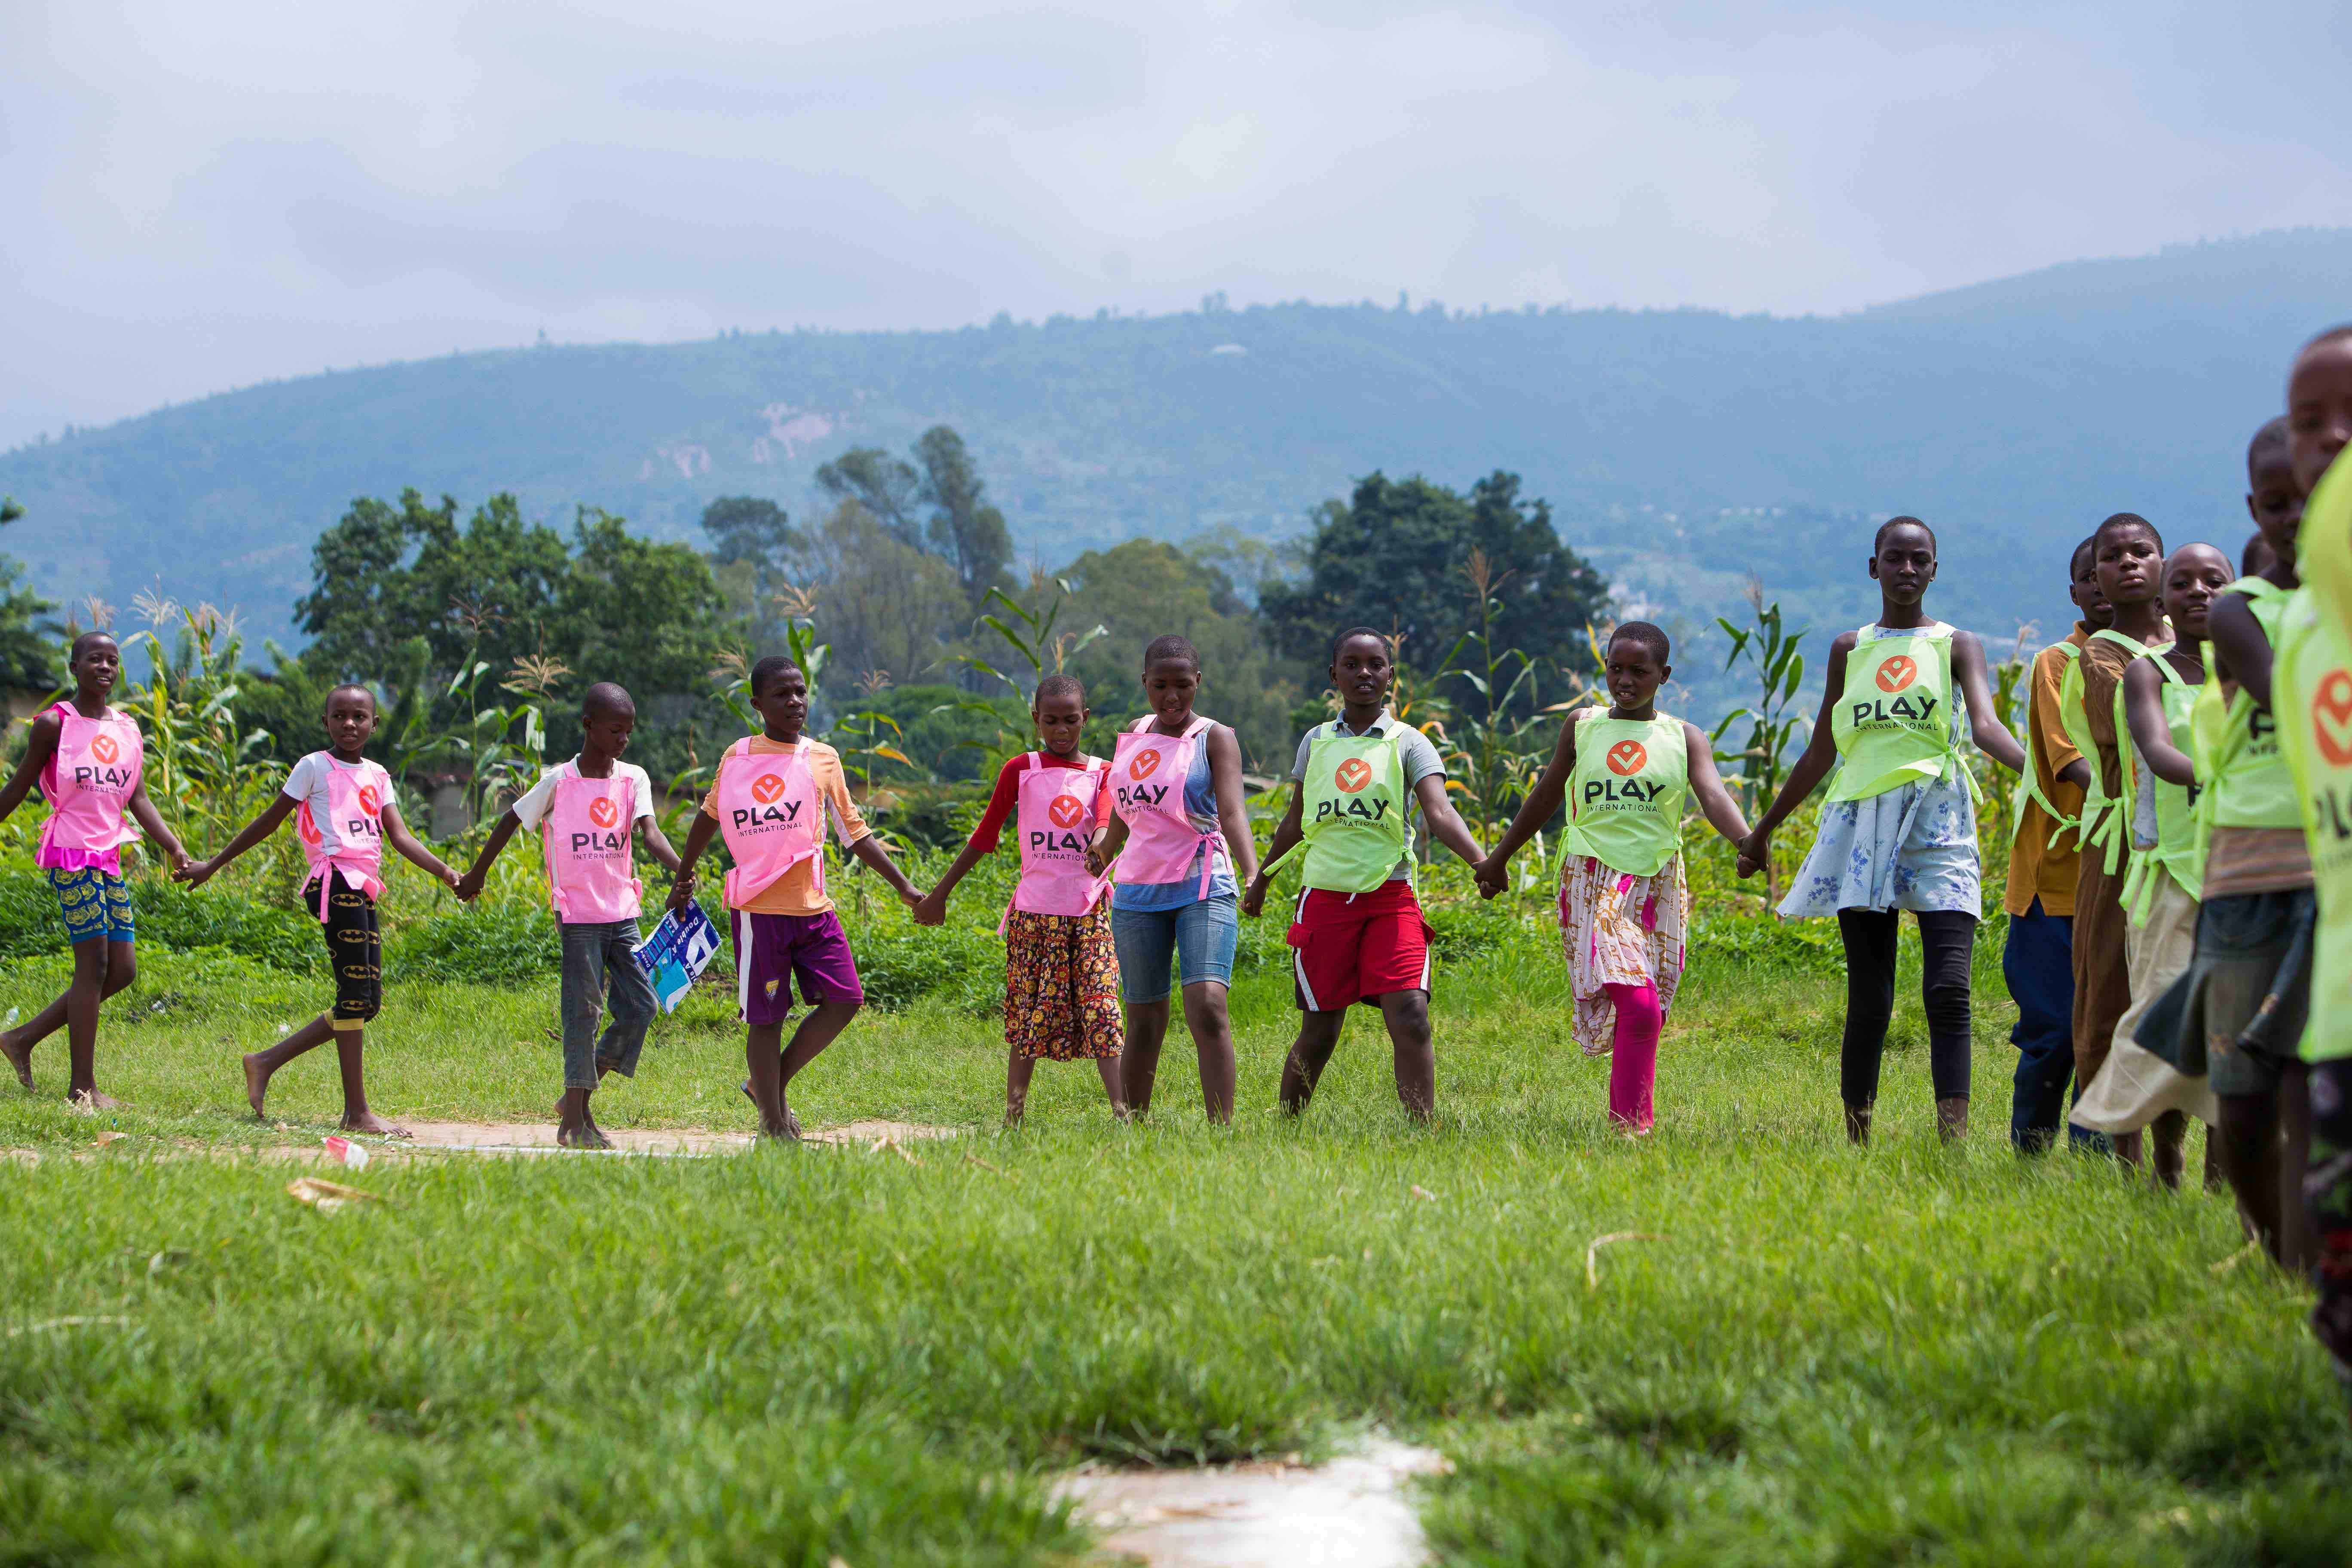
top-left (1110, 894), bottom-right (1240, 1004)
top-left (560, 919), bottom-right (658, 1090)
top-left (2003, 898), bottom-right (2094, 1150)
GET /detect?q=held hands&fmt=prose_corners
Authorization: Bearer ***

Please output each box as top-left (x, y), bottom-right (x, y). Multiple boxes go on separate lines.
top-left (1240, 876), bottom-right (1268, 919)
top-left (1472, 855), bottom-right (1510, 900)
top-left (165, 846), bottom-right (193, 881)
top-left (1083, 829), bottom-right (1110, 879)
top-left (668, 873), bottom-right (699, 914)
top-left (1734, 830), bottom-right (1769, 880)
top-left (175, 857), bottom-right (216, 889)
top-left (453, 868), bottom-right (484, 903)
top-left (910, 889), bottom-right (948, 927)
top-left (437, 864), bottom-right (462, 893)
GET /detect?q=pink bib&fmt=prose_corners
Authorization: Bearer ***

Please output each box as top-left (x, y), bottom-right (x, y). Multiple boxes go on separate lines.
top-left (542, 769), bottom-right (643, 924)
top-left (37, 703), bottom-right (143, 875)
top-left (714, 738), bottom-right (824, 907)
top-left (1110, 715), bottom-right (1220, 897)
top-left (297, 756), bottom-right (389, 919)
top-left (1004, 755), bottom-right (1112, 927)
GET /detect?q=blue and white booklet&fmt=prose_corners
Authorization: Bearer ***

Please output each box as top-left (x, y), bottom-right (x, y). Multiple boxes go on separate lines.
top-left (633, 903), bottom-right (723, 1013)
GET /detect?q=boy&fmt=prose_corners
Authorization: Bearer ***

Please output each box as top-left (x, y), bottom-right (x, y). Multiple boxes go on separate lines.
top-left (667, 657), bottom-right (925, 1140)
top-left (2003, 538), bottom-right (2108, 1151)
top-left (180, 684), bottom-right (460, 1134)
top-left (1245, 628), bottom-right (1485, 1121)
top-left (456, 682), bottom-right (686, 1148)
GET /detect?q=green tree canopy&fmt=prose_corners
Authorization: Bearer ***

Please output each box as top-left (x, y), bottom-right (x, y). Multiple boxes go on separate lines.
top-left (0, 497), bottom-right (57, 690)
top-left (815, 426), bottom-right (1012, 605)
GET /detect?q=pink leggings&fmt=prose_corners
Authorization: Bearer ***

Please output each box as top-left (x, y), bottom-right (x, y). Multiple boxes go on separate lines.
top-left (1603, 981), bottom-right (1662, 1131)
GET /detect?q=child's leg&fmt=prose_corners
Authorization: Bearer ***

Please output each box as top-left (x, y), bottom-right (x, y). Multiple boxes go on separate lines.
top-left (557, 922), bottom-right (605, 1102)
top-left (1006, 1049), bottom-right (1038, 1124)
top-left (1376, 990), bottom-right (1435, 1121)
top-left (1602, 981), bottom-right (1660, 1132)
top-left (1279, 1009), bottom-right (1349, 1115)
top-left (2217, 1088), bottom-right (2285, 1257)
top-left (2002, 899), bottom-right (2076, 1152)
top-left (1093, 1055), bottom-right (1124, 1111)
top-left (1172, 896), bottom-right (1240, 1123)
top-left (595, 923), bottom-right (658, 1081)
top-left (1835, 909), bottom-right (1901, 1140)
top-left (1110, 906), bottom-right (1177, 1114)
top-left (2281, 1061), bottom-right (2315, 1272)
top-left (744, 1018), bottom-right (790, 1134)
top-left (64, 938), bottom-right (138, 1106)
top-left (1917, 910), bottom-right (1977, 1140)
top-left (2304, 1058), bottom-right (2352, 1395)
top-left (1120, 1000), bottom-right (1171, 1112)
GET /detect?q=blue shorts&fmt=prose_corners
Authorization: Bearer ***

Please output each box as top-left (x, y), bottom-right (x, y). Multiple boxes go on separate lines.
top-left (48, 867), bottom-right (134, 946)
top-left (1110, 894), bottom-right (1239, 1004)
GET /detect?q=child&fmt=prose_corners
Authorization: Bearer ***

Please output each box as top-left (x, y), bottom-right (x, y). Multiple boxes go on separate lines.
top-left (2002, 538), bottom-right (2109, 1151)
top-left (1472, 622), bottom-right (1751, 1132)
top-left (1738, 518), bottom-right (2027, 1143)
top-left (913, 674), bottom-right (1122, 1124)
top-left (1243, 628), bottom-right (1485, 1121)
top-left (2073, 541), bottom-right (2235, 1182)
top-left (666, 657), bottom-right (924, 1141)
top-left (455, 682), bottom-right (686, 1149)
top-left (179, 683), bottom-right (460, 1134)
top-left (1084, 635), bottom-right (1260, 1124)
top-left (0, 632), bottom-right (190, 1106)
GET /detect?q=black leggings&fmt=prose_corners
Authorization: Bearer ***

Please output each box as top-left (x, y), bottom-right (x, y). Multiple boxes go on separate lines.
top-left (306, 873), bottom-right (382, 1029)
top-left (1837, 909), bottom-right (1975, 1108)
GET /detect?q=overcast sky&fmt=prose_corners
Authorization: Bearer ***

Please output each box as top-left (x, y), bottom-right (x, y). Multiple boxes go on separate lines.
top-left (4, 0), bottom-right (2346, 450)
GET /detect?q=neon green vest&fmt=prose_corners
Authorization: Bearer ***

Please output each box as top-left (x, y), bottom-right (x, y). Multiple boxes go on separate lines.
top-left (2282, 460), bottom-right (2352, 1063)
top-left (2058, 627), bottom-right (2157, 875)
top-left (1828, 625), bottom-right (1971, 803)
top-left (2010, 640), bottom-right (2083, 851)
top-left (2199, 579), bottom-right (2303, 832)
top-left (1264, 724), bottom-right (1410, 893)
top-left (1558, 713), bottom-right (1686, 877)
top-left (2117, 644), bottom-right (2204, 921)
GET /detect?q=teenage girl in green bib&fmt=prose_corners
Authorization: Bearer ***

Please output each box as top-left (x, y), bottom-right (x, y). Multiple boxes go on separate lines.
top-left (1739, 518), bottom-right (2027, 1143)
top-left (1474, 623), bottom-right (1751, 1132)
top-left (1244, 628), bottom-right (1486, 1120)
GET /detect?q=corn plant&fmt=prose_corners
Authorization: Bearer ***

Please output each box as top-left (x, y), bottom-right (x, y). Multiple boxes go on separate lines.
top-left (118, 596), bottom-right (290, 883)
top-left (942, 575), bottom-right (1108, 781)
top-left (1710, 579), bottom-right (1810, 904)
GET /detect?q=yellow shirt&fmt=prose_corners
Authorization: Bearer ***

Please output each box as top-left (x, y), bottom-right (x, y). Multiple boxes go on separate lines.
top-left (2003, 626), bottom-right (2092, 916)
top-left (698, 737), bottom-right (869, 916)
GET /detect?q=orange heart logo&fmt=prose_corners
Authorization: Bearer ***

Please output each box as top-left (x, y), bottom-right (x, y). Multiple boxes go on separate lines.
top-left (297, 803), bottom-right (320, 845)
top-left (1334, 757), bottom-right (1373, 793)
top-left (1875, 656), bottom-right (1918, 693)
top-left (1128, 748), bottom-right (1162, 781)
top-left (356, 785), bottom-right (381, 816)
top-left (750, 772), bottom-right (786, 805)
top-left (588, 796), bottom-right (620, 829)
top-left (1606, 740), bottom-right (1648, 777)
top-left (1047, 793), bottom-right (1087, 830)
top-left (90, 734), bottom-right (118, 765)
top-left (2315, 669), bottom-right (2352, 767)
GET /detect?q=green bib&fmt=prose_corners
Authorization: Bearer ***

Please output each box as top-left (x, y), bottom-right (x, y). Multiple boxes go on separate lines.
top-left (2283, 462), bottom-right (2352, 1063)
top-left (2200, 579), bottom-right (2303, 832)
top-left (1558, 713), bottom-right (1686, 877)
top-left (1265, 726), bottom-right (1410, 893)
top-left (2010, 640), bottom-right (2083, 851)
top-left (2060, 627), bottom-right (2162, 876)
top-left (1828, 626), bottom-right (1967, 803)
top-left (2117, 644), bottom-right (2204, 920)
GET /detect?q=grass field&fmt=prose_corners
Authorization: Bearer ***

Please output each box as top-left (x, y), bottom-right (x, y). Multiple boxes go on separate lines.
top-left (0, 926), bottom-right (2346, 1565)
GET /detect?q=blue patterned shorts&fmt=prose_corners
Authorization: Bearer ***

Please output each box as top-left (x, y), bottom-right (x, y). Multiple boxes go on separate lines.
top-left (48, 867), bottom-right (134, 946)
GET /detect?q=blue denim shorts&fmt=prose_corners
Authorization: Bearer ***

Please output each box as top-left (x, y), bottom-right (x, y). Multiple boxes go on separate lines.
top-left (1110, 894), bottom-right (1240, 1003)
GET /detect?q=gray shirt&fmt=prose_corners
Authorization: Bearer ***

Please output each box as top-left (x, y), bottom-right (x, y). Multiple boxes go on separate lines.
top-left (1289, 712), bottom-right (1448, 882)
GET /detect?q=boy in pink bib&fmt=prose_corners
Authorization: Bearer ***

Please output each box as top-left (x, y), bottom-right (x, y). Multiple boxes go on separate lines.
top-left (180, 683), bottom-right (460, 1136)
top-left (669, 656), bottom-right (927, 1140)
top-left (457, 683), bottom-right (688, 1148)
top-left (0, 632), bottom-right (190, 1107)
top-left (915, 673), bottom-right (1122, 1123)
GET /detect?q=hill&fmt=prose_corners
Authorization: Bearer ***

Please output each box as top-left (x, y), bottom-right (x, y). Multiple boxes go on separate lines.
top-left (3, 228), bottom-right (2346, 658)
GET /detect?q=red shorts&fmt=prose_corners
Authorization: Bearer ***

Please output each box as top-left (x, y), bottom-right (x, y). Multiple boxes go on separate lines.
top-left (1287, 881), bottom-right (1432, 1011)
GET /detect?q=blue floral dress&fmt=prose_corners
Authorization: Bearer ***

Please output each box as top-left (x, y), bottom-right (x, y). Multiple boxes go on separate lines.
top-left (1778, 622), bottom-right (1982, 919)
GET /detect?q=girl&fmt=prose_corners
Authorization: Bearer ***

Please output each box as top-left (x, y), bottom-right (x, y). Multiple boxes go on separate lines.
top-left (179, 683), bottom-right (461, 1134)
top-left (0, 631), bottom-right (190, 1106)
top-left (1739, 518), bottom-right (2027, 1143)
top-left (915, 673), bottom-right (1123, 1124)
top-left (1085, 635), bottom-right (1259, 1123)
top-left (1474, 622), bottom-right (1751, 1133)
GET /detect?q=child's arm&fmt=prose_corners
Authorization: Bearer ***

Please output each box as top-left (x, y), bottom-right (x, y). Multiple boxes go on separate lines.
top-left (1414, 772), bottom-right (1485, 867)
top-left (1085, 810), bottom-right (1130, 876)
top-left (1738, 634), bottom-right (1854, 873)
top-left (916, 757), bottom-right (1024, 925)
top-left (2208, 592), bottom-right (2275, 710)
top-left (1241, 787), bottom-right (1307, 918)
top-left (382, 799), bottom-right (461, 890)
top-left (846, 832), bottom-right (922, 907)
top-left (915, 837), bottom-right (989, 926)
top-left (177, 795), bottom-right (299, 887)
top-left (668, 811), bottom-right (720, 911)
top-left (1952, 631), bottom-right (2027, 774)
top-left (0, 711), bottom-right (61, 826)
top-left (638, 816), bottom-right (685, 877)
top-left (455, 809), bottom-right (523, 902)
top-left (124, 777), bottom-right (191, 877)
top-left (1206, 724), bottom-right (1260, 888)
top-left (2122, 659), bottom-right (2196, 787)
top-left (1681, 722), bottom-right (1752, 845)
top-left (1477, 712), bottom-right (1579, 896)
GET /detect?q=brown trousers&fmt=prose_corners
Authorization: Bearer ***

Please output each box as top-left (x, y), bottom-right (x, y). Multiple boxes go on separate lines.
top-left (2071, 843), bottom-right (2134, 1090)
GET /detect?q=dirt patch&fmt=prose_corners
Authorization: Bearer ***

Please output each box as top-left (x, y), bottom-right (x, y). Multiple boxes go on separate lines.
top-left (1055, 1439), bottom-right (1449, 1568)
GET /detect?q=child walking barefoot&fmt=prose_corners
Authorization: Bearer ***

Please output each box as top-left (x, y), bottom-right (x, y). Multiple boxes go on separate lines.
top-left (667, 657), bottom-right (924, 1140)
top-left (1473, 623), bottom-right (1750, 1133)
top-left (1738, 518), bottom-right (2027, 1143)
top-left (1086, 635), bottom-right (1260, 1124)
top-left (0, 632), bottom-right (190, 1105)
top-left (455, 683), bottom-right (686, 1148)
top-left (913, 674), bottom-right (1123, 1124)
top-left (1244, 628), bottom-right (1485, 1122)
top-left (178, 684), bottom-right (459, 1134)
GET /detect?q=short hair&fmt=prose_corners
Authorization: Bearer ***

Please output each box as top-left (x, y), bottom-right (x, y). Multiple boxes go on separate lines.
top-left (2296, 324), bottom-right (2352, 360)
top-left (325, 682), bottom-right (377, 713)
top-left (2241, 532), bottom-right (2277, 579)
top-left (1328, 626), bottom-right (1389, 664)
top-left (748, 656), bottom-right (802, 698)
top-left (67, 631), bottom-right (117, 664)
top-left (1874, 515), bottom-right (1936, 552)
top-left (582, 681), bottom-right (634, 719)
top-left (2094, 512), bottom-right (2162, 554)
top-left (2069, 535), bottom-right (2098, 576)
top-left (1032, 672), bottom-right (1086, 708)
top-left (1608, 621), bottom-right (1671, 664)
top-left (1142, 634), bottom-right (1200, 673)
top-left (2248, 415), bottom-right (2291, 477)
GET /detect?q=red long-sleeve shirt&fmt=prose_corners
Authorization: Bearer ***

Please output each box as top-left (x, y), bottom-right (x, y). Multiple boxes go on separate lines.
top-left (966, 751), bottom-right (1114, 853)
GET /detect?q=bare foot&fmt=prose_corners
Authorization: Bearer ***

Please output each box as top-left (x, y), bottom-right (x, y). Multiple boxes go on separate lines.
top-left (242, 1054), bottom-right (271, 1119)
top-left (742, 1080), bottom-right (803, 1138)
top-left (758, 1118), bottom-right (802, 1142)
top-left (67, 1088), bottom-right (123, 1112)
top-left (340, 1112), bottom-right (412, 1139)
top-left (557, 1120), bottom-right (613, 1150)
top-left (0, 1032), bottom-right (31, 1090)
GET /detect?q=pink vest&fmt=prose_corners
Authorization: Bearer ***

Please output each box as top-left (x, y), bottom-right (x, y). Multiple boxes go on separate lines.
top-left (1110, 714), bottom-right (1221, 897)
top-left (36, 703), bottom-right (143, 875)
top-left (297, 755), bottom-right (390, 919)
top-left (714, 738), bottom-right (824, 907)
top-left (1004, 755), bottom-right (1112, 928)
top-left (541, 768), bottom-right (643, 924)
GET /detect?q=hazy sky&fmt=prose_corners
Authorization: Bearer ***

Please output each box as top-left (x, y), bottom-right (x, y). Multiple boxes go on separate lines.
top-left (5, 0), bottom-right (2346, 449)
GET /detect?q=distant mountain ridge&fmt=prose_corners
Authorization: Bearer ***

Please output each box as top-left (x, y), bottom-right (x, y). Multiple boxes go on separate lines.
top-left (4, 227), bottom-right (2346, 655)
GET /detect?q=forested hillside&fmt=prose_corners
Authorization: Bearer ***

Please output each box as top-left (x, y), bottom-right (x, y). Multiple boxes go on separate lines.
top-left (3, 228), bottom-right (2346, 655)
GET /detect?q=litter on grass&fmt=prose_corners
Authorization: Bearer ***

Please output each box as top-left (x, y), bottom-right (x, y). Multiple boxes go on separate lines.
top-left (286, 1176), bottom-right (383, 1213)
top-left (6, 1316), bottom-right (132, 1337)
top-left (321, 1135), bottom-right (369, 1169)
top-left (1586, 1231), bottom-right (1664, 1289)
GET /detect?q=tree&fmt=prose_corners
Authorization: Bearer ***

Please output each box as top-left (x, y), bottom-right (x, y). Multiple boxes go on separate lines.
top-left (808, 500), bottom-right (965, 691)
top-left (815, 426), bottom-right (1013, 605)
top-left (701, 496), bottom-right (805, 649)
top-left (1259, 471), bottom-right (1610, 702)
top-left (0, 498), bottom-right (58, 689)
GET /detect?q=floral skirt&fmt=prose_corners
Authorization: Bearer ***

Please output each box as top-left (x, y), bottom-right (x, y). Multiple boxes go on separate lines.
top-left (1559, 854), bottom-right (1688, 1057)
top-left (1004, 905), bottom-right (1123, 1061)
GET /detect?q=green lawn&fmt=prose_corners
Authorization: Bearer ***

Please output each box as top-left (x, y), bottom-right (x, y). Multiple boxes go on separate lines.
top-left (0, 937), bottom-right (2344, 1565)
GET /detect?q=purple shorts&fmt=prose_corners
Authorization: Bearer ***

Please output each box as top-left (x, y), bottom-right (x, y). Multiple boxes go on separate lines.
top-left (732, 908), bottom-right (865, 1024)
